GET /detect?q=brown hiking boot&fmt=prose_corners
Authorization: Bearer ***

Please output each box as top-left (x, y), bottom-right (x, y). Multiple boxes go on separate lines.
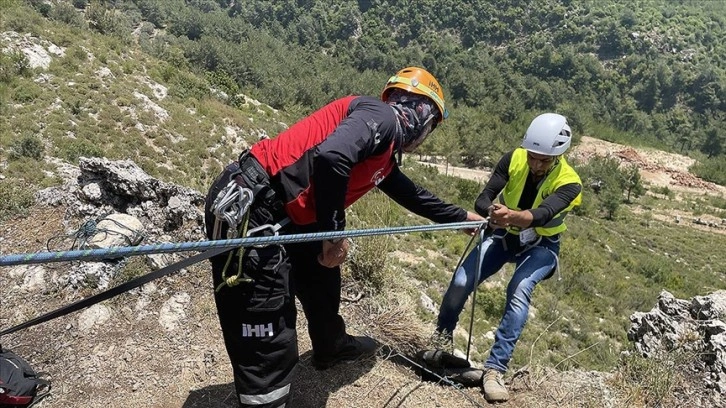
top-left (482, 369), bottom-right (509, 402)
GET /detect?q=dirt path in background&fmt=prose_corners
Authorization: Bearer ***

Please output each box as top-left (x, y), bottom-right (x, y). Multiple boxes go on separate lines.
top-left (416, 161), bottom-right (492, 184)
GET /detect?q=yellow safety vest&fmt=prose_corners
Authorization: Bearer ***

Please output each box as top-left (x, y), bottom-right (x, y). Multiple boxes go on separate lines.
top-left (499, 148), bottom-right (582, 236)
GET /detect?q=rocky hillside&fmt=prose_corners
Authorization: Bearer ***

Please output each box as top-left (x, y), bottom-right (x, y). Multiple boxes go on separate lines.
top-left (2, 3), bottom-right (726, 407)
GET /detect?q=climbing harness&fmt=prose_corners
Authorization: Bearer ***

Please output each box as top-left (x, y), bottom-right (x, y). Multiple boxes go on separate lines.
top-left (209, 176), bottom-right (256, 292)
top-left (214, 217), bottom-right (291, 293)
top-left (208, 155), bottom-right (292, 292)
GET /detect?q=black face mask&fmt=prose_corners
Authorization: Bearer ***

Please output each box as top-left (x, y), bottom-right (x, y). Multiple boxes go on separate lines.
top-left (389, 94), bottom-right (439, 152)
top-left (402, 113), bottom-right (436, 152)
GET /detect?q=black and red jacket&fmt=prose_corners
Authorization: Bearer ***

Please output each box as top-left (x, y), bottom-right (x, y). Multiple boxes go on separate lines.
top-left (250, 96), bottom-right (466, 231)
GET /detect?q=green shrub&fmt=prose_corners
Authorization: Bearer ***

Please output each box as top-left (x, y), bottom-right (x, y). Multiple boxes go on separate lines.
top-left (651, 185), bottom-right (675, 199)
top-left (55, 138), bottom-right (104, 163)
top-left (169, 70), bottom-right (210, 100)
top-left (456, 178), bottom-right (481, 204)
top-left (54, 46), bottom-right (88, 73)
top-left (68, 99), bottom-right (83, 116)
top-left (0, 180), bottom-right (35, 221)
top-left (48, 1), bottom-right (85, 28)
top-left (691, 156), bottom-right (726, 186)
top-left (12, 82), bottom-right (42, 103)
top-left (474, 285), bottom-right (507, 320)
top-left (571, 192), bottom-right (596, 216)
top-left (20, 0), bottom-right (51, 21)
top-left (9, 135), bottom-right (44, 160)
top-left (32, 2), bottom-right (52, 17)
top-left (0, 51), bottom-right (31, 83)
top-left (635, 257), bottom-right (683, 291)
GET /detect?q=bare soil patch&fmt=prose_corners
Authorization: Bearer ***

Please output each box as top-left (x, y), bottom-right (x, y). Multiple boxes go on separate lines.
top-left (570, 136), bottom-right (726, 197)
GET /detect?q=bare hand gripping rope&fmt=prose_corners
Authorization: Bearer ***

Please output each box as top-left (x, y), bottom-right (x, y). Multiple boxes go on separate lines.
top-left (0, 220), bottom-right (485, 337)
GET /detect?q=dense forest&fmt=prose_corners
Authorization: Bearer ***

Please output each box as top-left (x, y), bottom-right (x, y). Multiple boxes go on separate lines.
top-left (23, 0), bottom-right (726, 182)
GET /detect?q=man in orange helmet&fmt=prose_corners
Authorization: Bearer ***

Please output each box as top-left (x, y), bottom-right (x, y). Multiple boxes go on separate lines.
top-left (204, 67), bottom-right (484, 407)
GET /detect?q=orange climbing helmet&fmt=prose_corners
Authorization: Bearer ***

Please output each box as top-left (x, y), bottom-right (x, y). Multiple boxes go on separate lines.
top-left (381, 67), bottom-right (449, 122)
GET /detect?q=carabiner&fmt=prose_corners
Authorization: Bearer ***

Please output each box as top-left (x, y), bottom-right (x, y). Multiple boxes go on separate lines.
top-left (211, 179), bottom-right (254, 239)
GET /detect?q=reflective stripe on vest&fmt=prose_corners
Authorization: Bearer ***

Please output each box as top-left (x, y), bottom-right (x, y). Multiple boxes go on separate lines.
top-left (239, 384), bottom-right (290, 406)
top-left (499, 148), bottom-right (582, 236)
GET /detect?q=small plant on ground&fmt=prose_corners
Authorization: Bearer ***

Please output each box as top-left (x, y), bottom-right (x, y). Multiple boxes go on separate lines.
top-left (613, 349), bottom-right (696, 407)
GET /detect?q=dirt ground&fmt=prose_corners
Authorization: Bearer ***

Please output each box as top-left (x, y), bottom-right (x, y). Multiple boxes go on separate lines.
top-left (570, 136), bottom-right (726, 197)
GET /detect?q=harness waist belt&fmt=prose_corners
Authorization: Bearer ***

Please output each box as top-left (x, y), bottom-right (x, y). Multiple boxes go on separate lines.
top-left (237, 150), bottom-right (283, 213)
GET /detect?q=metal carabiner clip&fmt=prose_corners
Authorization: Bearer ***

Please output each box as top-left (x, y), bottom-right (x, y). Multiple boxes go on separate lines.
top-left (211, 179), bottom-right (254, 239)
top-left (245, 217), bottom-right (291, 247)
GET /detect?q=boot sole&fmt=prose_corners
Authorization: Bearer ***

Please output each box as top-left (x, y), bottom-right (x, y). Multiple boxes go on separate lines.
top-left (483, 393), bottom-right (509, 403)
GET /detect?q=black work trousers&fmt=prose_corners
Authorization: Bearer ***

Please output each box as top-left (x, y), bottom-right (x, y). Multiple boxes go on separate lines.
top-left (204, 163), bottom-right (347, 408)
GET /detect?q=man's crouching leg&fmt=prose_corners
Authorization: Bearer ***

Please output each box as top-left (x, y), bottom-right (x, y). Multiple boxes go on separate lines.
top-left (212, 245), bottom-right (298, 408)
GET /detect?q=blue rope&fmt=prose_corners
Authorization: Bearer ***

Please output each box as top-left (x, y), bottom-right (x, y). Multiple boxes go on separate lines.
top-left (0, 221), bottom-right (484, 267)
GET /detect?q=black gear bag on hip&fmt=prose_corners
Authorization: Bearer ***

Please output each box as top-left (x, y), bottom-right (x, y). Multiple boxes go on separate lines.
top-left (0, 346), bottom-right (50, 407)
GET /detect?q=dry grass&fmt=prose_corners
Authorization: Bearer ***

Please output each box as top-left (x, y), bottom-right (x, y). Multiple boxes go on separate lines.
top-left (611, 350), bottom-right (715, 408)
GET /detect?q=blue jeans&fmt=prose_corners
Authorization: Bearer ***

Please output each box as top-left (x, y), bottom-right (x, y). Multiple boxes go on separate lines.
top-left (437, 230), bottom-right (560, 373)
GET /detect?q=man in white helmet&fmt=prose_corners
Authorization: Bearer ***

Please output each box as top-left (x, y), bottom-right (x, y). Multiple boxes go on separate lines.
top-left (435, 113), bottom-right (583, 402)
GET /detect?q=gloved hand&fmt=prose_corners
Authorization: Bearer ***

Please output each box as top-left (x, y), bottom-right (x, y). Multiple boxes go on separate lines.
top-left (317, 238), bottom-right (350, 268)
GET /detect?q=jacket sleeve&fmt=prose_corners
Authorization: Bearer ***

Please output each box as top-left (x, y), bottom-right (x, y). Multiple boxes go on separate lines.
top-left (313, 98), bottom-right (397, 231)
top-left (528, 183), bottom-right (582, 226)
top-left (377, 165), bottom-right (467, 223)
top-left (474, 151), bottom-right (512, 216)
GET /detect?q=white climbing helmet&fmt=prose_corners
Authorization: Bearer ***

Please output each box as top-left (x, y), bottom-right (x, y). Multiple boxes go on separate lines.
top-left (521, 113), bottom-right (572, 156)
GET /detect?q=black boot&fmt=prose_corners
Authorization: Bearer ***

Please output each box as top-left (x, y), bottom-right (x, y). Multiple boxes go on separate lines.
top-left (311, 335), bottom-right (378, 370)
